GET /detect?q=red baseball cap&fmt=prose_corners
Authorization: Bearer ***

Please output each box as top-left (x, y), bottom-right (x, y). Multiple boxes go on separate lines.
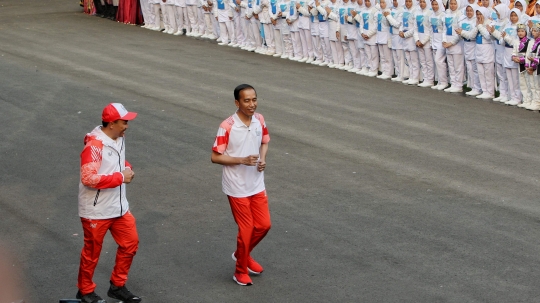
top-left (102, 103), bottom-right (137, 122)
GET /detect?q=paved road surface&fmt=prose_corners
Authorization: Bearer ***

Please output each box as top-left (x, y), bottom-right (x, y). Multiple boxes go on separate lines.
top-left (1, 1), bottom-right (539, 302)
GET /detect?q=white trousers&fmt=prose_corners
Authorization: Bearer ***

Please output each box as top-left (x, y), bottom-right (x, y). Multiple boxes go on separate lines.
top-left (312, 35), bottom-right (322, 60)
top-left (299, 28), bottom-right (313, 59)
top-left (219, 20), bottom-right (235, 44)
top-left (496, 62), bottom-right (508, 98)
top-left (233, 12), bottom-right (245, 45)
top-left (290, 31), bottom-right (302, 58)
top-left (330, 40), bottom-right (344, 65)
top-left (166, 5), bottom-right (177, 31)
top-left (378, 44), bottom-right (392, 76)
top-left (187, 5), bottom-right (199, 33)
top-left (404, 50), bottom-right (420, 80)
top-left (365, 44), bottom-right (379, 72)
top-left (198, 7), bottom-right (205, 33)
top-left (433, 48), bottom-right (448, 85)
top-left (477, 62), bottom-right (495, 97)
top-left (418, 45), bottom-right (434, 83)
top-left (506, 68), bottom-right (522, 102)
top-left (153, 3), bottom-right (162, 29)
top-left (341, 41), bottom-right (351, 65)
top-left (175, 6), bottom-right (188, 31)
top-left (392, 49), bottom-right (404, 78)
top-left (447, 53), bottom-right (464, 88)
top-left (203, 11), bottom-right (213, 35)
top-left (250, 19), bottom-right (263, 49)
top-left (274, 28), bottom-right (283, 55)
top-left (465, 59), bottom-right (481, 92)
top-left (140, 0), bottom-right (152, 25)
top-left (263, 23), bottom-right (275, 52)
top-left (349, 39), bottom-right (360, 68)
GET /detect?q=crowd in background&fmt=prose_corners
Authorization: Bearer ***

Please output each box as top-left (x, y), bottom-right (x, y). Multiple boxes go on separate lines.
top-left (81, 0), bottom-right (540, 110)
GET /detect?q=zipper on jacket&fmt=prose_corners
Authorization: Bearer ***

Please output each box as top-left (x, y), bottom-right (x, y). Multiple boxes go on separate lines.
top-left (93, 189), bottom-right (101, 206)
top-left (119, 138), bottom-right (124, 216)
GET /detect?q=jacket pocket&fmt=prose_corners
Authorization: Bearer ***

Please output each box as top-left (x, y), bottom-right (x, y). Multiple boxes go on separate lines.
top-left (93, 189), bottom-right (101, 206)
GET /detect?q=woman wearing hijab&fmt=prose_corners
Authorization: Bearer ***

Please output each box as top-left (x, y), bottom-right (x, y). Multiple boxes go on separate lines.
top-left (457, 3), bottom-right (482, 95)
top-left (442, 0), bottom-right (465, 93)
top-left (376, 0), bottom-right (393, 78)
top-left (489, 3), bottom-right (510, 102)
top-left (414, 0), bottom-right (435, 87)
top-left (475, 6), bottom-right (496, 98)
top-left (430, 0), bottom-right (449, 89)
top-left (525, 23), bottom-right (540, 110)
top-left (385, 0), bottom-right (406, 81)
top-left (491, 8), bottom-right (522, 105)
top-left (399, 0), bottom-right (420, 84)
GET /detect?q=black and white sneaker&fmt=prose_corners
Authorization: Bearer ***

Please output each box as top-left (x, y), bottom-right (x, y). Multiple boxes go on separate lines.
top-left (107, 281), bottom-right (142, 303)
top-left (76, 290), bottom-right (107, 303)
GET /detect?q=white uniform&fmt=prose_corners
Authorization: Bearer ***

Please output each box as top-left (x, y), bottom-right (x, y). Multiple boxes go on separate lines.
top-left (430, 2), bottom-right (447, 89)
top-left (492, 4), bottom-right (509, 101)
top-left (400, 5), bottom-right (419, 84)
top-left (475, 7), bottom-right (496, 98)
top-left (213, 0), bottom-right (235, 44)
top-left (386, 0), bottom-right (405, 80)
top-left (459, 6), bottom-right (481, 94)
top-left (231, 0), bottom-right (245, 45)
top-left (493, 9), bottom-right (521, 103)
top-left (344, 2), bottom-right (360, 71)
top-left (317, 0), bottom-right (333, 65)
top-left (298, 0), bottom-right (314, 61)
top-left (414, 4), bottom-right (434, 86)
top-left (361, 3), bottom-right (379, 75)
top-left (288, 0), bottom-right (303, 59)
top-left (174, 0), bottom-right (189, 35)
top-left (376, 5), bottom-right (392, 78)
top-left (442, 6), bottom-right (465, 92)
top-left (308, 1), bottom-right (324, 63)
top-left (250, 0), bottom-right (265, 53)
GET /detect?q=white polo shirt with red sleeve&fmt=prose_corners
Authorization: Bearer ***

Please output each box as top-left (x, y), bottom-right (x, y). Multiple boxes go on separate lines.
top-left (213, 111), bottom-right (270, 198)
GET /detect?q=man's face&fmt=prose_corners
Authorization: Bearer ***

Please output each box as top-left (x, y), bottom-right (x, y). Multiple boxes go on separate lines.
top-left (235, 88), bottom-right (257, 117)
top-left (110, 120), bottom-right (129, 138)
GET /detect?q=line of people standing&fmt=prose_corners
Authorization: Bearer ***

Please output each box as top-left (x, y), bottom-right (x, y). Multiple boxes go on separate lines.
top-left (83, 0), bottom-right (540, 110)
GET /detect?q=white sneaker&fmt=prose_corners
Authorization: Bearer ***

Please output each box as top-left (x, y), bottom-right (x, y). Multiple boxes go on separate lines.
top-left (392, 77), bottom-right (403, 82)
top-left (505, 99), bottom-right (521, 106)
top-left (192, 32), bottom-right (202, 37)
top-left (173, 30), bottom-right (184, 36)
top-left (328, 63), bottom-right (336, 68)
top-left (186, 31), bottom-right (193, 36)
top-left (167, 28), bottom-right (176, 34)
top-left (402, 79), bottom-right (410, 84)
top-left (526, 102), bottom-right (540, 110)
top-left (356, 68), bottom-right (367, 75)
top-left (273, 53), bottom-right (282, 57)
top-left (517, 102), bottom-right (529, 108)
top-left (465, 89), bottom-right (481, 96)
top-left (366, 71), bottom-right (378, 77)
top-left (348, 68), bottom-right (360, 73)
top-left (247, 47), bottom-right (256, 52)
top-left (444, 87), bottom-right (463, 93)
top-left (218, 42), bottom-right (228, 46)
top-left (378, 74), bottom-right (392, 80)
top-left (319, 61), bottom-right (329, 67)
top-left (436, 84), bottom-right (448, 90)
top-left (281, 54), bottom-right (290, 59)
top-left (498, 96), bottom-right (509, 103)
top-left (201, 34), bottom-right (209, 38)
top-left (306, 57), bottom-right (314, 63)
top-left (292, 56), bottom-right (302, 61)
top-left (418, 81), bottom-right (433, 87)
top-left (298, 57), bottom-right (308, 63)
top-left (312, 60), bottom-right (323, 65)
top-left (343, 65), bottom-right (353, 71)
top-left (476, 93), bottom-right (494, 99)
top-left (336, 64), bottom-right (346, 70)
top-left (207, 34), bottom-right (217, 40)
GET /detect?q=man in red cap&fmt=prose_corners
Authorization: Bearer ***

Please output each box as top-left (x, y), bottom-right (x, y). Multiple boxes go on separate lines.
top-left (76, 103), bottom-right (142, 303)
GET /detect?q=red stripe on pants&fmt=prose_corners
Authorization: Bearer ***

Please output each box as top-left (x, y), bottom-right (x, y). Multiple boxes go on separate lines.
top-left (77, 211), bottom-right (139, 294)
top-left (228, 190), bottom-right (271, 275)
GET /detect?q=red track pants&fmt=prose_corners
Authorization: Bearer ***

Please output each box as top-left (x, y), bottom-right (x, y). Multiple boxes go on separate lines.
top-left (228, 190), bottom-right (271, 275)
top-left (77, 211), bottom-right (139, 295)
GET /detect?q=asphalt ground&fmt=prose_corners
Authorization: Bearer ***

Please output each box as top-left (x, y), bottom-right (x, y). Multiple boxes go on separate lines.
top-left (1, 1), bottom-right (540, 302)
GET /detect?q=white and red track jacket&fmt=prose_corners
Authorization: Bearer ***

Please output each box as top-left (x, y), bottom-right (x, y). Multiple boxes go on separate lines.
top-left (78, 126), bottom-right (131, 219)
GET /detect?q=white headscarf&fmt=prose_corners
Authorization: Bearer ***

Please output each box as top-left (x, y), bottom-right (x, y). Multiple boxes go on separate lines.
top-left (494, 3), bottom-right (510, 20)
top-left (509, 7), bottom-right (521, 24)
top-left (431, 0), bottom-right (444, 12)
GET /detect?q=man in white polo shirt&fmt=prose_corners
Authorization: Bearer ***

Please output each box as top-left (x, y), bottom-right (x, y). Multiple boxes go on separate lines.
top-left (211, 84), bottom-right (271, 286)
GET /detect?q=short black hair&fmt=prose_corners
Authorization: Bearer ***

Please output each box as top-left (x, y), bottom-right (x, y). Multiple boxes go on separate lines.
top-left (234, 84), bottom-right (256, 101)
top-left (102, 121), bottom-right (109, 127)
